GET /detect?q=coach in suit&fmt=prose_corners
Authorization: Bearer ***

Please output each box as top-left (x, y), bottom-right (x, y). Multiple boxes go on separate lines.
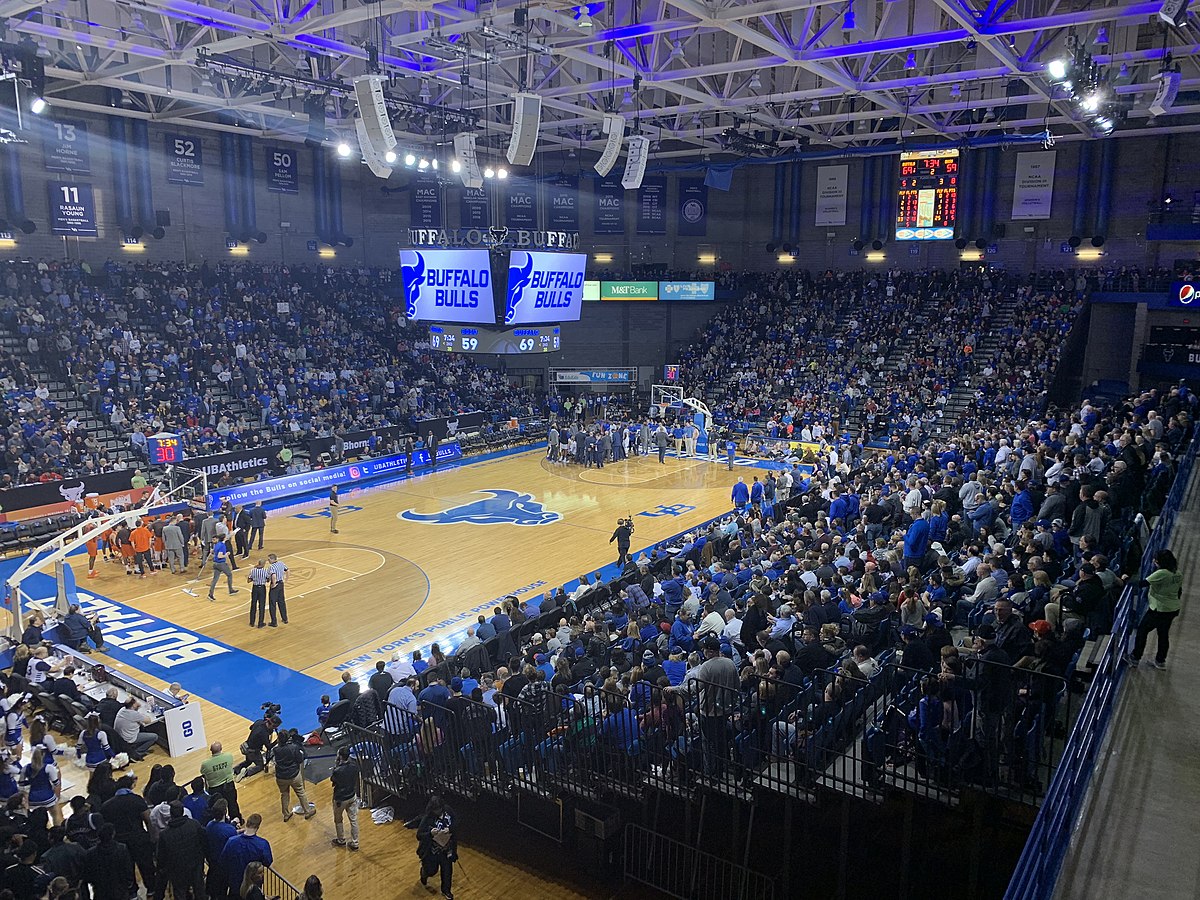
top-left (248, 503), bottom-right (267, 551)
top-left (163, 516), bottom-right (186, 574)
top-left (235, 507), bottom-right (253, 558)
top-left (654, 425), bottom-right (670, 464)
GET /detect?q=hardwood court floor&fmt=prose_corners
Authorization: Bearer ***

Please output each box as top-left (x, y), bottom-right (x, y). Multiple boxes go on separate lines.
top-left (47, 448), bottom-right (740, 895)
top-left (75, 448), bottom-right (741, 685)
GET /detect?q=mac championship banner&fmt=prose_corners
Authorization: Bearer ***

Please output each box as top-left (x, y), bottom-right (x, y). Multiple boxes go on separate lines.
top-left (636, 176), bottom-right (668, 234)
top-left (459, 186), bottom-right (490, 229)
top-left (815, 164), bottom-right (848, 226)
top-left (505, 179), bottom-right (538, 229)
top-left (410, 175), bottom-right (442, 228)
top-left (678, 177), bottom-right (709, 236)
top-left (546, 174), bottom-right (580, 230)
top-left (1011, 150), bottom-right (1057, 220)
top-left (593, 175), bottom-right (624, 234)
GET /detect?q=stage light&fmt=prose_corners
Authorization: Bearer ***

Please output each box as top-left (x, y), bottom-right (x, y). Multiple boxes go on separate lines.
top-left (575, 6), bottom-right (594, 28)
top-left (484, 166), bottom-right (495, 179)
top-left (418, 158), bottom-right (429, 169)
top-left (404, 152), bottom-right (416, 167)
top-left (497, 167), bottom-right (508, 179)
top-left (1047, 58), bottom-right (1067, 81)
top-left (335, 141), bottom-right (352, 157)
top-left (1081, 93), bottom-right (1102, 112)
top-left (384, 150), bottom-right (397, 164)
top-left (451, 159), bottom-right (462, 173)
top-left (432, 159), bottom-right (438, 170)
top-left (30, 97), bottom-right (47, 114)
top-left (904, 52), bottom-right (916, 71)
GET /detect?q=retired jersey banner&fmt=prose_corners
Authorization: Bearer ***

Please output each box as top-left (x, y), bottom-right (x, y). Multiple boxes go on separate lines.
top-left (459, 186), bottom-right (489, 229)
top-left (815, 164), bottom-right (848, 226)
top-left (594, 175), bottom-right (624, 234)
top-left (42, 119), bottom-right (91, 174)
top-left (410, 175), bottom-right (442, 228)
top-left (546, 174), bottom-right (580, 230)
top-left (164, 134), bottom-right (204, 186)
top-left (636, 176), bottom-right (668, 234)
top-left (505, 180), bottom-right (538, 229)
top-left (677, 177), bottom-right (708, 236)
top-left (266, 146), bottom-right (299, 193)
top-left (1011, 150), bottom-right (1056, 220)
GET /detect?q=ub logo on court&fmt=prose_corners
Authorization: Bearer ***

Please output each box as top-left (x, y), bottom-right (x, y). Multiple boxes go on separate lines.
top-left (399, 489), bottom-right (561, 527)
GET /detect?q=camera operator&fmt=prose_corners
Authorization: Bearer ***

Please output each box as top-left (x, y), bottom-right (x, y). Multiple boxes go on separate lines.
top-left (233, 708), bottom-right (281, 783)
top-left (609, 517), bottom-right (634, 568)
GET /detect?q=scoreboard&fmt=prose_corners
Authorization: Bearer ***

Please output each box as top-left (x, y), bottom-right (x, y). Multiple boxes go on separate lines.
top-left (429, 324), bottom-right (561, 354)
top-left (896, 149), bottom-right (958, 241)
top-left (147, 433), bottom-right (183, 465)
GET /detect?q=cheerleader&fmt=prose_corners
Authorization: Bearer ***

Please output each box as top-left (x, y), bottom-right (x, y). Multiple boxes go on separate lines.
top-left (21, 746), bottom-right (62, 825)
top-left (4, 697), bottom-right (30, 751)
top-left (75, 714), bottom-right (112, 769)
top-left (0, 749), bottom-right (19, 800)
top-left (28, 717), bottom-right (62, 758)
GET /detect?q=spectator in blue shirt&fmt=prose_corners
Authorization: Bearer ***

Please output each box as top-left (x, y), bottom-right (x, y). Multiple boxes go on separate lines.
top-left (217, 812), bottom-right (272, 896)
top-left (669, 610), bottom-right (695, 653)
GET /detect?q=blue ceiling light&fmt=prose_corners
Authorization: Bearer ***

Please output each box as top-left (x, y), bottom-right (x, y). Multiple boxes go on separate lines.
top-left (843, 2), bottom-right (855, 30)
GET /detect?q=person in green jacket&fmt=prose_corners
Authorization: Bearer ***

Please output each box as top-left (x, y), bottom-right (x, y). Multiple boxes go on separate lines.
top-left (1129, 549), bottom-right (1184, 670)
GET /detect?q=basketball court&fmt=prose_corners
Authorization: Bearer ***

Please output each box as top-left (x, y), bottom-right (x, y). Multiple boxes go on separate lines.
top-left (24, 445), bottom-right (778, 726)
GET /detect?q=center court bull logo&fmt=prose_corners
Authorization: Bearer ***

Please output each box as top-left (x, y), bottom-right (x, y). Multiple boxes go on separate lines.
top-left (399, 489), bottom-right (561, 526)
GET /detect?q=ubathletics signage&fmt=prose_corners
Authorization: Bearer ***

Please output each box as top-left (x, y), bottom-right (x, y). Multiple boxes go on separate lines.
top-left (205, 444), bottom-right (463, 511)
top-left (503, 251), bottom-right (586, 325)
top-left (189, 445), bottom-right (283, 479)
top-left (400, 249), bottom-right (496, 324)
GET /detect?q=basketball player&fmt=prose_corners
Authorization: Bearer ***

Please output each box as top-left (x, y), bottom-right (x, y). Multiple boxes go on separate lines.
top-left (267, 554), bottom-right (289, 626)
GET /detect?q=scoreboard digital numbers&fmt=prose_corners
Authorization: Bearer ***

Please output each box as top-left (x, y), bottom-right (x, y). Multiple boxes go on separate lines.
top-left (896, 148), bottom-right (959, 241)
top-left (147, 433), bottom-right (183, 465)
top-left (429, 325), bottom-right (561, 354)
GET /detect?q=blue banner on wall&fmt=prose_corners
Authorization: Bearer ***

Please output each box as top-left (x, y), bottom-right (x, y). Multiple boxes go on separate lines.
top-left (546, 174), bottom-right (580, 230)
top-left (636, 176), bottom-right (668, 234)
top-left (206, 444), bottom-right (463, 511)
top-left (459, 186), bottom-right (490, 229)
top-left (505, 180), bottom-right (538, 229)
top-left (47, 182), bottom-right (98, 237)
top-left (266, 146), bottom-right (299, 193)
top-left (164, 133), bottom-right (204, 186)
top-left (678, 177), bottom-right (709, 236)
top-left (594, 176), bottom-right (624, 234)
top-left (410, 175), bottom-right (442, 228)
top-left (42, 119), bottom-right (91, 174)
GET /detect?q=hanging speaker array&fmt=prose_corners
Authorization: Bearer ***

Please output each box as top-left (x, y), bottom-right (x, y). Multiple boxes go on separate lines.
top-left (594, 114), bottom-right (625, 177)
top-left (506, 92), bottom-right (542, 167)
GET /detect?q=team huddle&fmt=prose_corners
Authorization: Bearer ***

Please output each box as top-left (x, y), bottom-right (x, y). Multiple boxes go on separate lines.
top-left (546, 418), bottom-right (716, 467)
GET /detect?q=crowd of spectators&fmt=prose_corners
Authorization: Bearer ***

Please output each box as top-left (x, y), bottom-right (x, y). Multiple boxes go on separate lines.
top-left (0, 259), bottom-right (542, 483)
top-left (675, 268), bottom-right (1083, 444)
top-left (355, 364), bottom-right (1194, 799)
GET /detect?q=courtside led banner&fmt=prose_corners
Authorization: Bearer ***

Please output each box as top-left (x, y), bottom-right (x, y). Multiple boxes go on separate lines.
top-left (601, 280), bottom-right (658, 301)
top-left (504, 251), bottom-right (587, 324)
top-left (660, 281), bottom-right (715, 301)
top-left (400, 249), bottom-right (496, 323)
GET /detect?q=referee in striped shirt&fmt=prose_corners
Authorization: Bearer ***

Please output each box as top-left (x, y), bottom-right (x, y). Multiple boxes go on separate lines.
top-left (267, 553), bottom-right (289, 627)
top-left (248, 559), bottom-right (270, 628)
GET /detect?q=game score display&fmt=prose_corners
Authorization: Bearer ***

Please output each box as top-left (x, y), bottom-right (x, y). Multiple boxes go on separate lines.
top-left (429, 324), bottom-right (561, 354)
top-left (895, 149), bottom-right (958, 241)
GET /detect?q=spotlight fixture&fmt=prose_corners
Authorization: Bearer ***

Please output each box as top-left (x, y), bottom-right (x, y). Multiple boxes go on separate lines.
top-left (668, 40), bottom-right (684, 62)
top-left (335, 141), bottom-right (351, 157)
top-left (451, 159), bottom-right (462, 173)
top-left (497, 167), bottom-right (508, 179)
top-left (1047, 58), bottom-right (1067, 81)
top-left (1094, 27), bottom-right (1108, 45)
top-left (842, 3), bottom-right (855, 30)
top-left (384, 150), bottom-right (397, 164)
top-left (575, 6), bottom-right (594, 29)
top-left (418, 158), bottom-right (429, 169)
top-left (484, 166), bottom-right (495, 178)
top-left (748, 72), bottom-right (762, 90)
top-left (404, 152), bottom-right (416, 166)
top-left (950, 84), bottom-right (961, 98)
top-left (810, 99), bottom-right (821, 113)
top-left (904, 52), bottom-right (916, 70)
top-left (30, 97), bottom-right (47, 114)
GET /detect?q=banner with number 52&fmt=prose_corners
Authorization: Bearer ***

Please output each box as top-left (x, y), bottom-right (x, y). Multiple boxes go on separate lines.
top-left (165, 134), bottom-right (204, 186)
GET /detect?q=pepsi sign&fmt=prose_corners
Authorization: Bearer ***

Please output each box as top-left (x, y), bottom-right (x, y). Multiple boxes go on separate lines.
top-left (400, 249), bottom-right (496, 324)
top-left (1172, 282), bottom-right (1200, 307)
top-left (503, 251), bottom-right (586, 325)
